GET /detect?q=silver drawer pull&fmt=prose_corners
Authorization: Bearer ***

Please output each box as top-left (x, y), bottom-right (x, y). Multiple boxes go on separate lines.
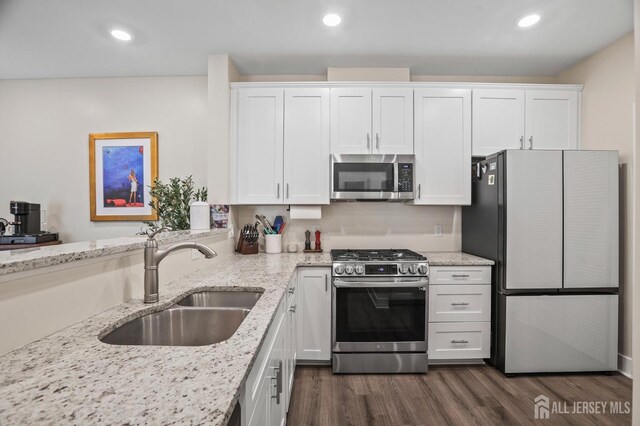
top-left (451, 302), bottom-right (470, 306)
top-left (451, 339), bottom-right (469, 344)
top-left (288, 287), bottom-right (295, 295)
top-left (451, 274), bottom-right (470, 279)
top-left (289, 305), bottom-right (296, 313)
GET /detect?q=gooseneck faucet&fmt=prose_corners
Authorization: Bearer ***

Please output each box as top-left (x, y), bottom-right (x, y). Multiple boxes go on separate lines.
top-left (143, 227), bottom-right (217, 303)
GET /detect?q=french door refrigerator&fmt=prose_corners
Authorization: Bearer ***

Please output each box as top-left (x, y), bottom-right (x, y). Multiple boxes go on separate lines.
top-left (462, 150), bottom-right (619, 374)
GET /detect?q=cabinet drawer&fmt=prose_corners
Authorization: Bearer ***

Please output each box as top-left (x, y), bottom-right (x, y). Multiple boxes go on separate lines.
top-left (429, 266), bottom-right (491, 285)
top-left (429, 322), bottom-right (490, 360)
top-left (429, 285), bottom-right (491, 322)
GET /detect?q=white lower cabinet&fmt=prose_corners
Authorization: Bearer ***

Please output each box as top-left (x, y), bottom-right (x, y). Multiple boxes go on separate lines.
top-left (296, 267), bottom-right (332, 362)
top-left (242, 277), bottom-right (297, 426)
top-left (428, 266), bottom-right (491, 363)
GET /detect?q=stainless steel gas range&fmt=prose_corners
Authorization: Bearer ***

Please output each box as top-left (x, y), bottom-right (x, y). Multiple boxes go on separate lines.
top-left (331, 249), bottom-right (429, 374)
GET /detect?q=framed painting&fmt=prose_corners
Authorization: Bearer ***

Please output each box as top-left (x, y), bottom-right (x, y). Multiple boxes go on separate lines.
top-left (89, 132), bottom-right (158, 221)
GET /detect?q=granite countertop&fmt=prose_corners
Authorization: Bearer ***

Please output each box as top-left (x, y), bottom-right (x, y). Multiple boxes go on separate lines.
top-left (0, 229), bottom-right (228, 276)
top-left (0, 249), bottom-right (491, 425)
top-left (423, 251), bottom-right (495, 266)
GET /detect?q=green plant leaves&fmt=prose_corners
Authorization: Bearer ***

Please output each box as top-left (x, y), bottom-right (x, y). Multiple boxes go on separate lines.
top-left (144, 176), bottom-right (207, 231)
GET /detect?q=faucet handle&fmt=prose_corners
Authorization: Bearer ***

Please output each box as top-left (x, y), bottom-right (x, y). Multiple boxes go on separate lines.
top-left (147, 226), bottom-right (170, 240)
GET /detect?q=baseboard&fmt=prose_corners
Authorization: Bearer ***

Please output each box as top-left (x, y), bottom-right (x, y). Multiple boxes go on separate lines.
top-left (618, 353), bottom-right (633, 378)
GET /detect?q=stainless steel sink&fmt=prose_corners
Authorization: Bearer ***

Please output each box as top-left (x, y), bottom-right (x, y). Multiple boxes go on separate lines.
top-left (176, 290), bottom-right (262, 309)
top-left (100, 307), bottom-right (250, 346)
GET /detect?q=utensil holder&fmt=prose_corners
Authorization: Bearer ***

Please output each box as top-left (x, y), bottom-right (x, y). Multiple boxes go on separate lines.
top-left (265, 234), bottom-right (282, 254)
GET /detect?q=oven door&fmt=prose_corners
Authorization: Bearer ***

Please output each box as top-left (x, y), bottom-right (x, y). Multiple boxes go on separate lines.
top-left (332, 277), bottom-right (428, 353)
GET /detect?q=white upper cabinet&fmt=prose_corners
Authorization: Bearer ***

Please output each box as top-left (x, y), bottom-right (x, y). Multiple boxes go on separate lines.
top-left (372, 89), bottom-right (414, 154)
top-left (284, 88), bottom-right (331, 204)
top-left (331, 88), bottom-right (413, 154)
top-left (471, 88), bottom-right (579, 156)
top-left (525, 90), bottom-right (579, 150)
top-left (330, 88), bottom-right (372, 154)
top-left (413, 88), bottom-right (471, 205)
top-left (472, 89), bottom-right (525, 157)
top-left (237, 89), bottom-right (284, 204)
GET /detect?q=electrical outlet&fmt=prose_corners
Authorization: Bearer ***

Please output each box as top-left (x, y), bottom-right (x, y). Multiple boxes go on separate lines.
top-left (192, 249), bottom-right (204, 261)
top-left (434, 225), bottom-right (443, 237)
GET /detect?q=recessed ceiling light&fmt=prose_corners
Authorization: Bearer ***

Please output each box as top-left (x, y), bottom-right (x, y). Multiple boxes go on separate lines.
top-left (323, 14), bottom-right (341, 27)
top-left (110, 29), bottom-right (132, 41)
top-left (517, 14), bottom-right (541, 28)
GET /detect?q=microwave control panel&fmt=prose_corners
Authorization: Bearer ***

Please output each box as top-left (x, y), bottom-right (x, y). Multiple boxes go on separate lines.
top-left (398, 163), bottom-right (413, 192)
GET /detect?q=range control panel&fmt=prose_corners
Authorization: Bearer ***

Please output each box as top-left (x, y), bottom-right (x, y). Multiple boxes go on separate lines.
top-left (333, 262), bottom-right (429, 277)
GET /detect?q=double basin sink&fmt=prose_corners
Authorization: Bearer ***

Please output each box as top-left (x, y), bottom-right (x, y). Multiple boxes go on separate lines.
top-left (100, 291), bottom-right (262, 347)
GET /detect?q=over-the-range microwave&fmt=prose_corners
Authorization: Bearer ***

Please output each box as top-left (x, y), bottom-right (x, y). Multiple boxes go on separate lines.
top-left (331, 154), bottom-right (415, 201)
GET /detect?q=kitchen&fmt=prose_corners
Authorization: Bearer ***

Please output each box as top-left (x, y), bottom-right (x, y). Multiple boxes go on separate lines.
top-left (0, 0), bottom-right (638, 425)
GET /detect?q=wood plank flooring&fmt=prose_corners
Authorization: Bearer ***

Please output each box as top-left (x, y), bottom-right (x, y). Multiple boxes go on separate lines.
top-left (287, 366), bottom-right (632, 425)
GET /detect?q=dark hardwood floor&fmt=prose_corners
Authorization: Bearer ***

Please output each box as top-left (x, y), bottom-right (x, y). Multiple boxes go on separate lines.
top-left (287, 365), bottom-right (632, 425)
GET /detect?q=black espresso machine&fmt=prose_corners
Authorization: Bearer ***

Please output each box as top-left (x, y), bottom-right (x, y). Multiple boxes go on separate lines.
top-left (0, 201), bottom-right (58, 244)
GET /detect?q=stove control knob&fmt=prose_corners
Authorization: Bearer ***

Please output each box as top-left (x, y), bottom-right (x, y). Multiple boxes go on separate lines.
top-left (409, 264), bottom-right (418, 275)
top-left (345, 265), bottom-right (355, 275)
top-left (334, 265), bottom-right (345, 275)
top-left (399, 264), bottom-right (409, 274)
top-left (418, 264), bottom-right (429, 275)
top-left (355, 265), bottom-right (365, 275)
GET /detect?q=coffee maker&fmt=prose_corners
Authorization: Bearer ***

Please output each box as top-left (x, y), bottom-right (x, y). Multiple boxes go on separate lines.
top-left (0, 201), bottom-right (59, 244)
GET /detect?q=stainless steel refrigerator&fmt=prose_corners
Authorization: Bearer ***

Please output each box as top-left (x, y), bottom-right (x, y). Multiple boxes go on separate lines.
top-left (462, 150), bottom-right (619, 374)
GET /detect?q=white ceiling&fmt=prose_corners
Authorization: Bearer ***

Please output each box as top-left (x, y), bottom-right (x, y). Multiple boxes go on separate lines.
top-left (0, 0), bottom-right (633, 79)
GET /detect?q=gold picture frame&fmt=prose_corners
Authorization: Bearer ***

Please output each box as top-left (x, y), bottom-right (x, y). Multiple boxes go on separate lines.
top-left (89, 132), bottom-right (158, 221)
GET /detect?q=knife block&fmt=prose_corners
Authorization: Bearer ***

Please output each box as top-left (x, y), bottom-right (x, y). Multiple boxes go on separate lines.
top-left (236, 233), bottom-right (259, 255)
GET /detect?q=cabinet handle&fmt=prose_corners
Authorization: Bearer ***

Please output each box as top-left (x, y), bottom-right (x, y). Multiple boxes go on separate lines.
top-left (451, 340), bottom-right (469, 344)
top-left (367, 133), bottom-right (371, 150)
top-left (325, 274), bottom-right (328, 292)
top-left (528, 136), bottom-right (533, 150)
top-left (519, 136), bottom-right (524, 149)
top-left (276, 183), bottom-right (280, 199)
top-left (451, 302), bottom-right (470, 306)
top-left (286, 183), bottom-right (289, 199)
top-left (451, 274), bottom-right (469, 279)
top-left (376, 133), bottom-right (380, 149)
top-left (288, 287), bottom-right (295, 295)
top-left (289, 305), bottom-right (296, 313)
top-left (418, 184), bottom-right (421, 199)
top-left (269, 361), bottom-right (283, 404)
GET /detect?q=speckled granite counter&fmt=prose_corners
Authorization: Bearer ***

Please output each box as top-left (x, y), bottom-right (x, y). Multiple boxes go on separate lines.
top-left (423, 251), bottom-right (494, 266)
top-left (0, 249), bottom-right (491, 425)
top-left (0, 252), bottom-right (331, 425)
top-left (0, 229), bottom-right (228, 276)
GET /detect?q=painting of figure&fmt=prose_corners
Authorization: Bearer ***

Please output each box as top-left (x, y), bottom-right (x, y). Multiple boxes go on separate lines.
top-left (101, 145), bottom-right (145, 208)
top-left (89, 132), bottom-right (158, 221)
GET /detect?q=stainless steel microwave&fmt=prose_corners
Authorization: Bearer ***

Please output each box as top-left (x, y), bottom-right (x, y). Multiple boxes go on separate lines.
top-left (331, 154), bottom-right (415, 201)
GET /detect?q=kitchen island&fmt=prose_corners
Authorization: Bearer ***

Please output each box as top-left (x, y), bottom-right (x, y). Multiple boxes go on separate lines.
top-left (0, 249), bottom-right (492, 425)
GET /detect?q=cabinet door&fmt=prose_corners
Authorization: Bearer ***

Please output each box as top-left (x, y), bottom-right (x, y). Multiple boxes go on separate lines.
top-left (237, 89), bottom-right (284, 204)
top-left (505, 150), bottom-right (563, 290)
top-left (268, 314), bottom-right (286, 426)
top-left (330, 88), bottom-right (372, 154)
top-left (472, 89), bottom-right (525, 157)
top-left (284, 89), bottom-right (331, 204)
top-left (284, 280), bottom-right (298, 412)
top-left (372, 88), bottom-right (414, 154)
top-left (297, 268), bottom-right (331, 361)
top-left (525, 90), bottom-right (579, 150)
top-left (413, 88), bottom-right (471, 205)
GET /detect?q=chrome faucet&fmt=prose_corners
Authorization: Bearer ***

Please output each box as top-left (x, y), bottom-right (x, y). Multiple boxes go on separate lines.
top-left (143, 227), bottom-right (217, 303)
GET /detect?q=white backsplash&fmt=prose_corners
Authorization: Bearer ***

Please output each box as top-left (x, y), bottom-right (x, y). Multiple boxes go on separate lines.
top-left (238, 203), bottom-right (461, 252)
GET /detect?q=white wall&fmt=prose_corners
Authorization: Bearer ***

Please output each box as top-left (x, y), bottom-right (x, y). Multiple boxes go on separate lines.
top-left (556, 32), bottom-right (635, 365)
top-left (239, 204), bottom-right (461, 252)
top-left (0, 76), bottom-right (208, 243)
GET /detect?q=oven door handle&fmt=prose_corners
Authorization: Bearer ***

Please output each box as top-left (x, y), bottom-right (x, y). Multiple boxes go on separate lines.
top-left (333, 278), bottom-right (428, 288)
